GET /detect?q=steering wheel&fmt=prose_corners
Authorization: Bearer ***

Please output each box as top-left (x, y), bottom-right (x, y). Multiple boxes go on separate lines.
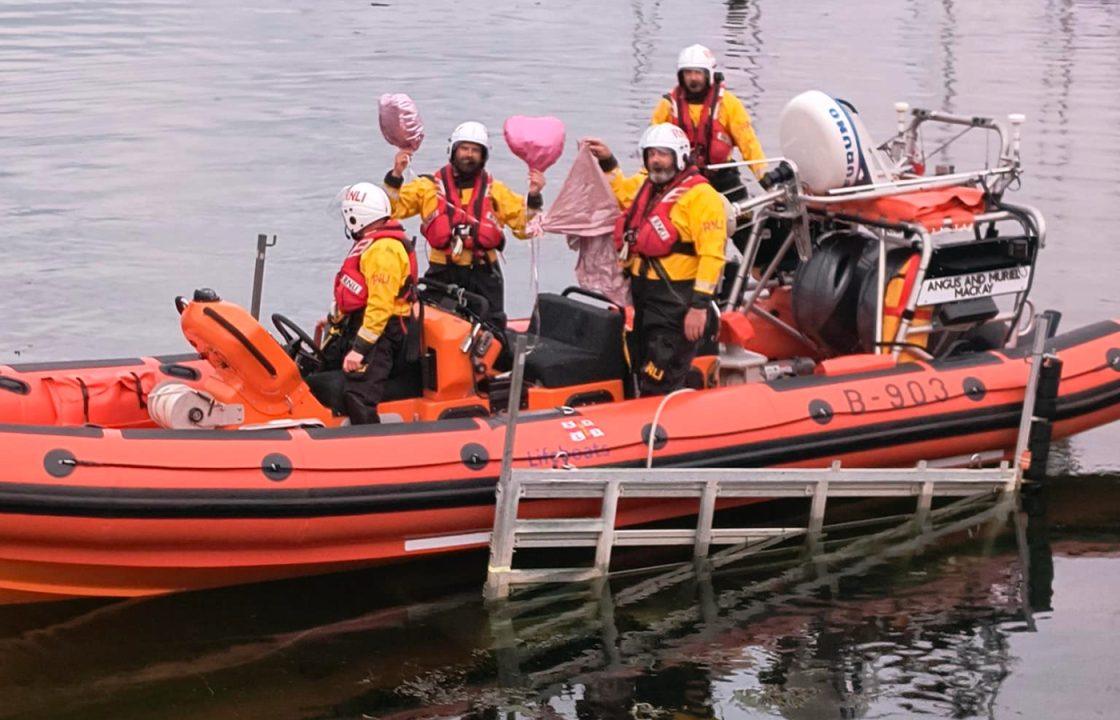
top-left (271, 313), bottom-right (325, 374)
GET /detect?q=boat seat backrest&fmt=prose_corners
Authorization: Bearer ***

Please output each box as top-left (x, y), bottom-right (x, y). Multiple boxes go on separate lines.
top-left (528, 293), bottom-right (622, 349)
top-left (522, 293), bottom-right (627, 388)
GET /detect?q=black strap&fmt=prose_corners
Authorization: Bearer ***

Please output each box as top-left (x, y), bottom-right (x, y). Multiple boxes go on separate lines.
top-left (636, 240), bottom-right (696, 259)
top-left (202, 307), bottom-right (277, 378)
top-left (78, 377), bottom-right (90, 424)
top-left (395, 236), bottom-right (418, 301)
top-left (646, 258), bottom-right (686, 304)
top-left (128, 372), bottom-right (146, 409)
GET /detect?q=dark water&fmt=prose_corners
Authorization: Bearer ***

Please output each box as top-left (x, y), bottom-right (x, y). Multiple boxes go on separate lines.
top-left (3, 1), bottom-right (1120, 717)
top-left (1, 481), bottom-right (1118, 719)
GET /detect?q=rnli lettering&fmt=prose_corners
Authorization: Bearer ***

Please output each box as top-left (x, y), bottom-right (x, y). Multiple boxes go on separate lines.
top-left (649, 216), bottom-right (672, 241)
top-left (346, 189), bottom-right (367, 203)
top-left (840, 377), bottom-right (950, 415)
top-left (339, 275), bottom-right (363, 295)
top-left (643, 361), bottom-right (666, 382)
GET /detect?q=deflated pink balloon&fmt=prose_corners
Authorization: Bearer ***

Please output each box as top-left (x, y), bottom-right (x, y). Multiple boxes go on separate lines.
top-left (378, 93), bottom-right (425, 152)
top-left (503, 115), bottom-right (566, 172)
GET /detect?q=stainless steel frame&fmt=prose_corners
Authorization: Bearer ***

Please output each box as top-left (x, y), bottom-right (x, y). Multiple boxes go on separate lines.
top-left (719, 105), bottom-right (1038, 360)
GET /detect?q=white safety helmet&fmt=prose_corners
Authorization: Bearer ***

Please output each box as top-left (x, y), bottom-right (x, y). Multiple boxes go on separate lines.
top-left (340, 182), bottom-right (391, 236)
top-left (677, 44), bottom-right (717, 77)
top-left (447, 121), bottom-right (490, 161)
top-left (639, 123), bottom-right (692, 171)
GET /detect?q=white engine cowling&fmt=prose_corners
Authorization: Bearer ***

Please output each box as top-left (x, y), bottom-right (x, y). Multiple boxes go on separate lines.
top-left (779, 90), bottom-right (887, 194)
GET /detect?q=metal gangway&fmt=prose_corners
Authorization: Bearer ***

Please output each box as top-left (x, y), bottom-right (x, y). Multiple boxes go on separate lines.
top-left (484, 313), bottom-right (1058, 601)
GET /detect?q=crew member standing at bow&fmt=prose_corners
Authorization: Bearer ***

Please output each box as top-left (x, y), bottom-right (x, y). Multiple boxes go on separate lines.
top-left (383, 121), bottom-right (544, 327)
top-left (583, 125), bottom-right (727, 396)
top-left (651, 44), bottom-right (765, 253)
top-left (326, 182), bottom-right (418, 425)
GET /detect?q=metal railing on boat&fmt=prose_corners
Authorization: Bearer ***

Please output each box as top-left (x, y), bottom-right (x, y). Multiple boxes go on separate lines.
top-left (483, 315), bottom-right (1058, 601)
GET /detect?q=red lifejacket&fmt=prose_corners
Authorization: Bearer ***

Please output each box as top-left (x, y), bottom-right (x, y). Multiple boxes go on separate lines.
top-left (612, 168), bottom-right (709, 259)
top-left (666, 81), bottom-right (735, 169)
top-left (333, 221), bottom-right (418, 314)
top-left (421, 165), bottom-right (505, 257)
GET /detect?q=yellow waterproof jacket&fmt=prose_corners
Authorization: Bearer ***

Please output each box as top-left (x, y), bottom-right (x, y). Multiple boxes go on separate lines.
top-left (353, 238), bottom-right (412, 351)
top-left (651, 88), bottom-right (766, 177)
top-left (386, 173), bottom-right (535, 266)
top-left (608, 168), bottom-right (726, 305)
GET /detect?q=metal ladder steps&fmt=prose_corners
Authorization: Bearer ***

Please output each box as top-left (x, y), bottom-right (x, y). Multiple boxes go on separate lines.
top-left (485, 464), bottom-right (1018, 599)
top-left (512, 520), bottom-right (804, 548)
top-left (513, 469), bottom-right (1017, 500)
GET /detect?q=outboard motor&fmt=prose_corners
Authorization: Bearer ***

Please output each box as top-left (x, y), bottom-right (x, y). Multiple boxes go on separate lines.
top-left (779, 90), bottom-right (894, 194)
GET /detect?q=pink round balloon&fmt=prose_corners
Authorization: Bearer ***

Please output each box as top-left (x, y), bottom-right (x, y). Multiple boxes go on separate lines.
top-left (378, 93), bottom-right (425, 152)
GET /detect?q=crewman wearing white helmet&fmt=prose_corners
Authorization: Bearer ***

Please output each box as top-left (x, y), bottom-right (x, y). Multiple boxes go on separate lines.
top-left (652, 44), bottom-right (766, 185)
top-left (383, 121), bottom-right (545, 327)
top-left (322, 182), bottom-right (418, 425)
top-left (583, 125), bottom-right (727, 396)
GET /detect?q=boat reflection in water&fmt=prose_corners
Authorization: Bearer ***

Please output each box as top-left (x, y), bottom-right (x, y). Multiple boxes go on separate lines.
top-left (4, 479), bottom-right (1112, 720)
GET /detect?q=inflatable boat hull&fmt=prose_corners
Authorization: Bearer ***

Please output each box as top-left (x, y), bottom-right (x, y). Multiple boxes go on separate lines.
top-left (1, 320), bottom-right (1118, 602)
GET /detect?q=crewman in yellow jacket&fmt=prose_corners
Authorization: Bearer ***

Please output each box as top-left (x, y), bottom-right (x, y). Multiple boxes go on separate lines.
top-left (652, 44), bottom-right (765, 255)
top-left (383, 121), bottom-right (544, 327)
top-left (652, 44), bottom-right (766, 185)
top-left (325, 182), bottom-right (417, 425)
top-left (583, 125), bottom-right (727, 396)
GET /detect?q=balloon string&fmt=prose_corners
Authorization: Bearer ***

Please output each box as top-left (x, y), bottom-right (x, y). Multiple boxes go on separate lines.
top-left (526, 226), bottom-right (541, 354)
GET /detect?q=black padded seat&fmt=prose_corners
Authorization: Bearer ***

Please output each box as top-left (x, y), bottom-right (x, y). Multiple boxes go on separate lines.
top-left (305, 362), bottom-right (424, 415)
top-left (517, 293), bottom-right (627, 388)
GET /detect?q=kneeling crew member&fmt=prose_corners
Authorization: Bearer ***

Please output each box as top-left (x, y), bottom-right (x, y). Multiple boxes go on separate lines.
top-left (383, 121), bottom-right (544, 326)
top-left (331, 182), bottom-right (418, 425)
top-left (584, 124), bottom-right (727, 396)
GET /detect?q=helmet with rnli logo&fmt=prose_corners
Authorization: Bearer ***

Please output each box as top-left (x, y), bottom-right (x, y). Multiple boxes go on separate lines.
top-left (447, 121), bottom-right (490, 162)
top-left (677, 44), bottom-right (717, 80)
top-left (639, 123), bottom-right (692, 171)
top-left (340, 182), bottom-right (391, 237)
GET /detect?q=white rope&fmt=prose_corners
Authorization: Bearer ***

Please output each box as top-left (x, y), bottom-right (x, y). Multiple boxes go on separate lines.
top-left (645, 388), bottom-right (695, 468)
top-left (524, 216), bottom-right (544, 355)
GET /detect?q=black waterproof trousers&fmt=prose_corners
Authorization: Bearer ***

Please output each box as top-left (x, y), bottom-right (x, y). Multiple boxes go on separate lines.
top-left (630, 275), bottom-right (701, 397)
top-left (342, 316), bottom-right (407, 425)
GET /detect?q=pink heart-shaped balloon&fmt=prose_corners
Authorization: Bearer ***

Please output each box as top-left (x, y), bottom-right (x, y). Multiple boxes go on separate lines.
top-left (503, 115), bottom-right (566, 172)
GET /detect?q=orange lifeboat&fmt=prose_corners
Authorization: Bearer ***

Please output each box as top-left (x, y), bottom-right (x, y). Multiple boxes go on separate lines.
top-left (0, 281), bottom-right (1118, 603)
